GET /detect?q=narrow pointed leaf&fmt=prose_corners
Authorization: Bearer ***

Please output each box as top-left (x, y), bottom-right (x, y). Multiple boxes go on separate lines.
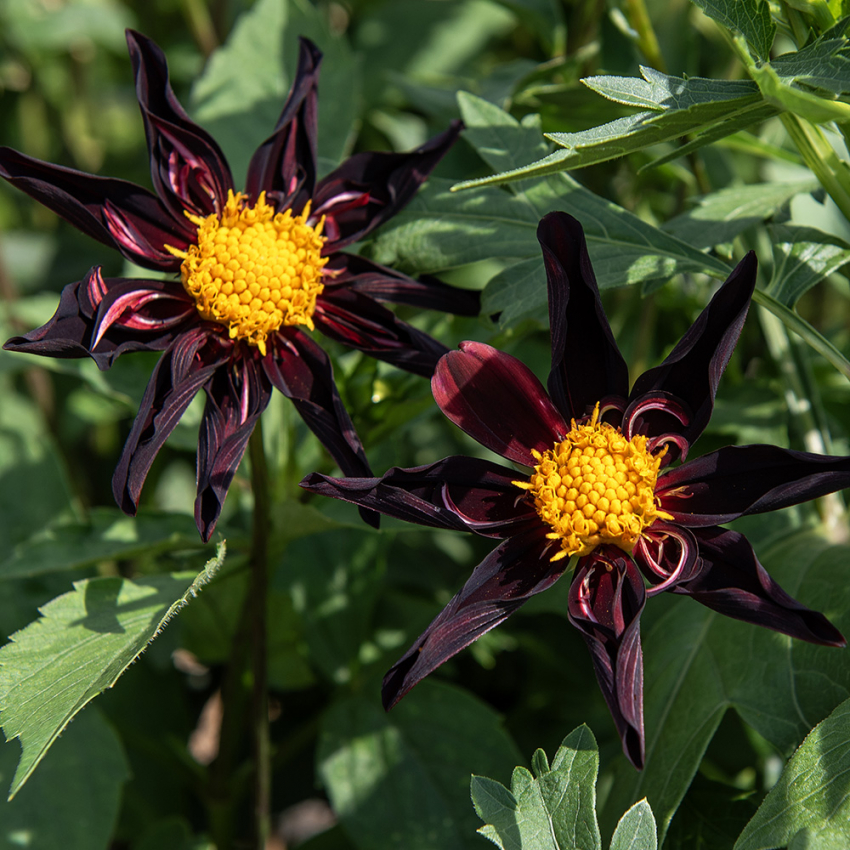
top-left (0, 545), bottom-right (224, 797)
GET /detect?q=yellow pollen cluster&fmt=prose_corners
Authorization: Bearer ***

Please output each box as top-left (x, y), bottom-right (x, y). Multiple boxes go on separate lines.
top-left (167, 190), bottom-right (327, 356)
top-left (515, 406), bottom-right (671, 561)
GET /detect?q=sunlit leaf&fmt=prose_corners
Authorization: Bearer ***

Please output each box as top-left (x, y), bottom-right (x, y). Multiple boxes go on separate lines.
top-left (472, 726), bottom-right (602, 850)
top-left (690, 0), bottom-right (775, 62)
top-left (734, 697), bottom-right (850, 850)
top-left (610, 800), bottom-right (657, 850)
top-left (0, 545), bottom-right (224, 797)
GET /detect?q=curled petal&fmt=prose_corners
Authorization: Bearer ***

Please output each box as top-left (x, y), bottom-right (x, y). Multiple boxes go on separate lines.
top-left (312, 121), bottom-right (462, 251)
top-left (300, 455), bottom-right (534, 535)
top-left (537, 213), bottom-right (630, 422)
top-left (629, 252), bottom-right (757, 448)
top-left (127, 30), bottom-right (232, 218)
top-left (323, 253), bottom-right (481, 316)
top-left (195, 356), bottom-right (273, 541)
top-left (432, 342), bottom-right (569, 467)
top-left (246, 37), bottom-right (322, 209)
top-left (657, 444), bottom-right (850, 527)
top-left (382, 527), bottom-right (564, 709)
top-left (633, 522), bottom-right (699, 595)
top-left (0, 148), bottom-right (189, 270)
top-left (674, 527), bottom-right (845, 647)
top-left (112, 329), bottom-right (228, 519)
top-left (568, 548), bottom-right (646, 768)
top-left (622, 391), bottom-right (691, 465)
top-left (314, 287), bottom-right (447, 377)
top-left (4, 268), bottom-right (191, 369)
top-left (263, 329), bottom-right (374, 524)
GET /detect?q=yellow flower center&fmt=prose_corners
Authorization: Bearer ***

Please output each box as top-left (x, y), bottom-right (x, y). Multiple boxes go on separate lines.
top-left (515, 405), bottom-right (671, 561)
top-left (166, 190), bottom-right (327, 356)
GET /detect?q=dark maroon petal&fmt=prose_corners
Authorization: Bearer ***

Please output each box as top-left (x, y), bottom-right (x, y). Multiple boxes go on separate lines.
top-left (127, 30), bottom-right (233, 220)
top-left (300, 455), bottom-right (535, 535)
top-left (673, 527), bottom-right (845, 647)
top-left (0, 148), bottom-right (189, 270)
top-left (112, 328), bottom-right (228, 519)
top-left (324, 252), bottom-right (481, 316)
top-left (628, 252), bottom-right (757, 450)
top-left (312, 121), bottom-right (462, 251)
top-left (657, 444), bottom-right (850, 527)
top-left (382, 527), bottom-right (564, 709)
top-left (195, 356), bottom-right (273, 542)
top-left (263, 328), bottom-right (374, 524)
top-left (537, 213), bottom-right (629, 422)
top-left (314, 287), bottom-right (447, 377)
top-left (432, 341), bottom-right (568, 467)
top-left (568, 547), bottom-right (646, 769)
top-left (622, 391), bottom-right (692, 466)
top-left (4, 268), bottom-right (193, 369)
top-left (246, 37), bottom-right (321, 210)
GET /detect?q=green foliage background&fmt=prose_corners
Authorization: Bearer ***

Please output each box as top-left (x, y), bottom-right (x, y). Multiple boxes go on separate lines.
top-left (1, 0), bottom-right (850, 847)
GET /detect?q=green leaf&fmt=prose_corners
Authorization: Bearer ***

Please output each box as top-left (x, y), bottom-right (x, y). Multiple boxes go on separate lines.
top-left (690, 0), bottom-right (775, 62)
top-left (766, 224), bottom-right (850, 306)
top-left (751, 62), bottom-right (850, 124)
top-left (472, 726), bottom-right (602, 850)
top-left (318, 681), bottom-right (523, 850)
top-left (662, 180), bottom-right (819, 250)
top-left (0, 545), bottom-right (224, 797)
top-left (610, 800), bottom-right (657, 850)
top-left (481, 257), bottom-right (548, 327)
top-left (452, 70), bottom-right (777, 188)
top-left (734, 697), bottom-right (850, 850)
top-left (0, 707), bottom-right (129, 849)
top-left (457, 91), bottom-right (550, 174)
top-left (770, 20), bottom-right (850, 97)
top-left (601, 527), bottom-right (850, 844)
top-left (190, 0), bottom-right (359, 182)
top-left (0, 508), bottom-right (205, 581)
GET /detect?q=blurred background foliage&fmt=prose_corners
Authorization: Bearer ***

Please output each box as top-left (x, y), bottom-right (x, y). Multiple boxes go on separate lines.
top-left (0, 0), bottom-right (849, 848)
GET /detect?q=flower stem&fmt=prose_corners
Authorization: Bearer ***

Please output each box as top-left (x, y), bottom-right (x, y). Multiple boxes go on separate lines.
top-left (248, 419), bottom-right (272, 848)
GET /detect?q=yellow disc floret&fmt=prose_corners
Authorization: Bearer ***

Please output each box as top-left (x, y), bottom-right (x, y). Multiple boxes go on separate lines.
top-left (166, 190), bottom-right (327, 356)
top-left (515, 405), bottom-right (671, 561)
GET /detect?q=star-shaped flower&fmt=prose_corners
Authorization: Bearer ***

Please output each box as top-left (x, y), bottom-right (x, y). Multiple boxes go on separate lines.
top-left (302, 212), bottom-right (849, 768)
top-left (1, 31), bottom-right (478, 540)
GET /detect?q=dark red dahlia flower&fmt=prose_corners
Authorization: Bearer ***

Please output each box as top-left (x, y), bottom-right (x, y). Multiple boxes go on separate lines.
top-left (301, 211), bottom-right (850, 769)
top-left (1, 31), bottom-right (478, 541)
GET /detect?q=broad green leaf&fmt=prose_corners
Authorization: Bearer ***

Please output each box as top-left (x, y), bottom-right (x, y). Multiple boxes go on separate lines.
top-left (318, 681), bottom-right (522, 850)
top-left (766, 224), bottom-right (850, 306)
top-left (0, 545), bottom-right (224, 797)
top-left (190, 0), bottom-right (359, 181)
top-left (481, 257), bottom-right (548, 328)
top-left (662, 181), bottom-right (819, 250)
top-left (472, 726), bottom-right (602, 850)
top-left (0, 508), bottom-right (205, 581)
top-left (452, 70), bottom-right (778, 188)
top-left (457, 92), bottom-right (550, 174)
top-left (610, 800), bottom-right (657, 850)
top-left (0, 708), bottom-right (129, 849)
top-left (601, 527), bottom-right (850, 844)
top-left (734, 698), bottom-right (850, 850)
top-left (690, 0), bottom-right (775, 62)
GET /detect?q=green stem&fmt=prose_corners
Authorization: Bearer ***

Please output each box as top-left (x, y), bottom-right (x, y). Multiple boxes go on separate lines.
top-left (780, 113), bottom-right (850, 223)
top-left (621, 0), bottom-right (667, 72)
top-left (248, 420), bottom-right (272, 849)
